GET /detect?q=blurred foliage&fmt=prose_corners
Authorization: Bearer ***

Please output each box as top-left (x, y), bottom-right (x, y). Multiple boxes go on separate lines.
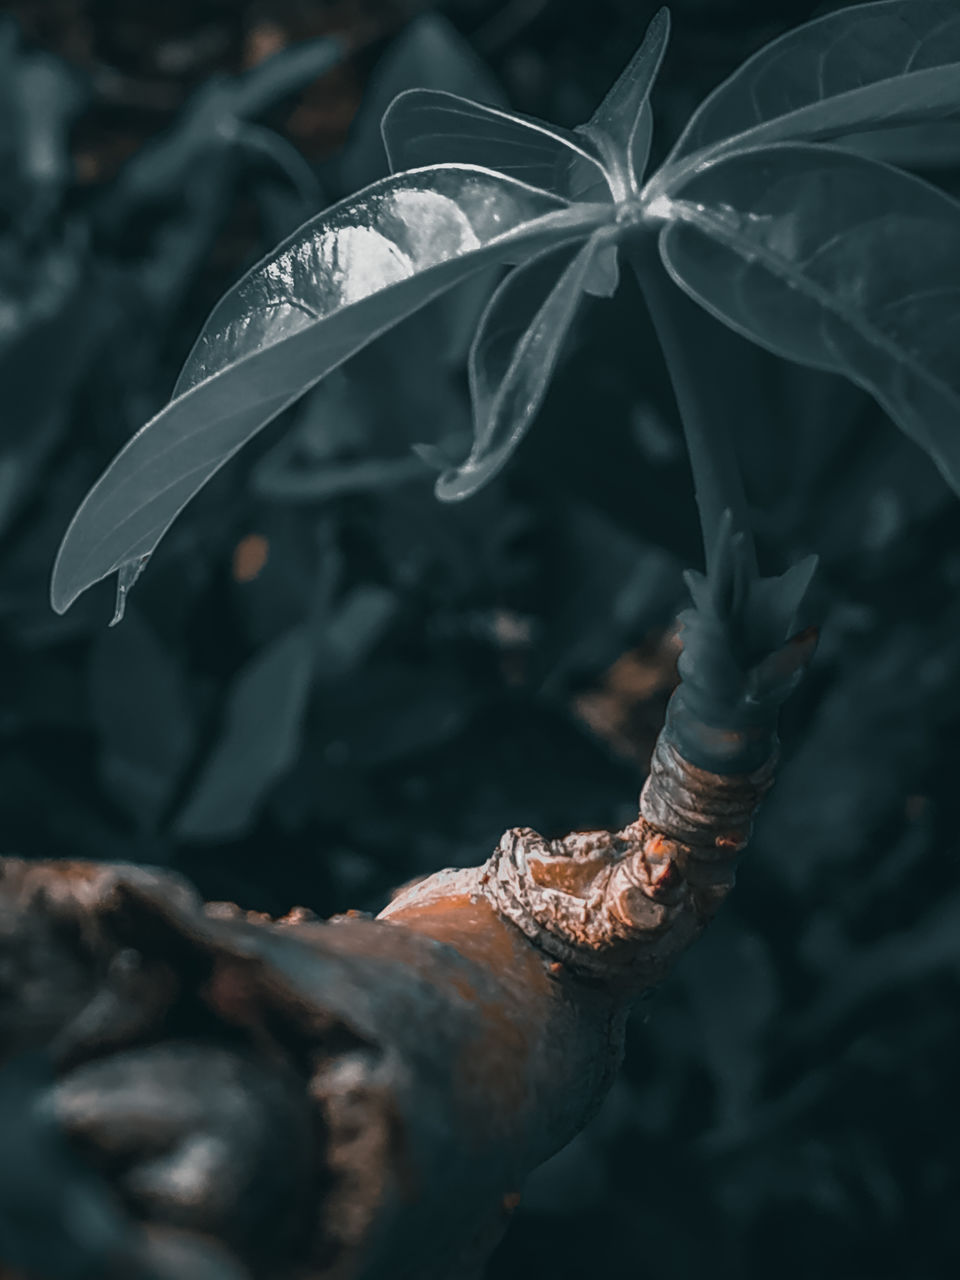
top-left (1, 1), bottom-right (959, 1277)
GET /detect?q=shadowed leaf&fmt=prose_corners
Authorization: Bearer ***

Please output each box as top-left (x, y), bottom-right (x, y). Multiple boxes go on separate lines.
top-left (106, 37), bottom-right (343, 218)
top-left (831, 119), bottom-right (960, 170)
top-left (435, 230), bottom-right (613, 500)
top-left (175, 626), bottom-right (314, 841)
top-left (658, 144), bottom-right (960, 494)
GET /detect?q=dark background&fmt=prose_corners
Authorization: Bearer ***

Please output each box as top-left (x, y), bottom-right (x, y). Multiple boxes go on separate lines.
top-left (1, 0), bottom-right (958, 1276)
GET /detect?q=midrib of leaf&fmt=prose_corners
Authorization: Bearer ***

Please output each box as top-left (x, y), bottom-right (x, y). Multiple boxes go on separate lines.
top-left (664, 193), bottom-right (960, 420)
top-left (386, 94), bottom-right (605, 173)
top-left (661, 62), bottom-right (960, 183)
top-left (53, 203), bottom-right (610, 612)
top-left (77, 421), bottom-right (286, 567)
top-left (904, 12), bottom-right (960, 72)
top-left (413, 129), bottom-right (576, 159)
top-left (69, 391), bottom-right (296, 549)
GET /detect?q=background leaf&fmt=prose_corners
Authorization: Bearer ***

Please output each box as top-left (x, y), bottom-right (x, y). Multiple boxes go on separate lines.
top-left (340, 13), bottom-right (505, 193)
top-left (658, 144), bottom-right (960, 494)
top-left (174, 625), bottom-right (314, 841)
top-left (103, 38), bottom-right (343, 223)
top-left (51, 169), bottom-right (599, 617)
top-left (664, 0), bottom-right (960, 170)
top-left (0, 240), bottom-right (105, 539)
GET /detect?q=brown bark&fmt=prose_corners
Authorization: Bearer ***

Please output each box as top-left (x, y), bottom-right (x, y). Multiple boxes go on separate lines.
top-left (0, 738), bottom-right (776, 1280)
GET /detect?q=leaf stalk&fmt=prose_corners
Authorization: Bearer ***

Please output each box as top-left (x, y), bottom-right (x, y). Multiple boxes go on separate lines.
top-left (628, 233), bottom-right (757, 578)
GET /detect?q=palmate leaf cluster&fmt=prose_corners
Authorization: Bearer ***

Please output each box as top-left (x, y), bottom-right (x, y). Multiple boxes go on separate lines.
top-left (50, 0), bottom-right (960, 622)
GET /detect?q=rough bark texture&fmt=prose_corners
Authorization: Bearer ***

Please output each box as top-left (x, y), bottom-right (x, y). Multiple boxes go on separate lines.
top-left (0, 730), bottom-right (779, 1280)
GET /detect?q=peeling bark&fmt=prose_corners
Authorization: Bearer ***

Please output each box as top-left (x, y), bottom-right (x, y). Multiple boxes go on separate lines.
top-left (0, 734), bottom-right (780, 1280)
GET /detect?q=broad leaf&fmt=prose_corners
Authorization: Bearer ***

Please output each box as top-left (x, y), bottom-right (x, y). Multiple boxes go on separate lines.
top-left (51, 166), bottom-right (608, 616)
top-left (829, 119), bottom-right (960, 170)
top-left (339, 19), bottom-right (509, 368)
top-left (175, 625), bottom-right (314, 840)
top-left (382, 89), bottom-right (610, 201)
top-left (664, 0), bottom-right (960, 172)
top-left (577, 6), bottom-right (670, 196)
top-left (436, 229), bottom-right (614, 500)
top-left (658, 144), bottom-right (960, 494)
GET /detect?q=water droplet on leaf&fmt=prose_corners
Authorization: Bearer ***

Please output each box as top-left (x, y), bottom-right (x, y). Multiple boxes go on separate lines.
top-left (110, 555), bottom-right (151, 626)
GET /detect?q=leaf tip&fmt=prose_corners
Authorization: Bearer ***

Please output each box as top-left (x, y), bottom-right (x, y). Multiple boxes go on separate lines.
top-left (48, 584), bottom-right (72, 617)
top-left (434, 461), bottom-right (493, 502)
top-left (434, 469), bottom-right (473, 502)
top-left (48, 547), bottom-right (78, 617)
top-left (650, 6), bottom-right (671, 37)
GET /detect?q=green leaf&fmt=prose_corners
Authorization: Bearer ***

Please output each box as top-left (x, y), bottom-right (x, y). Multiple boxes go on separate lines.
top-left (657, 144), bottom-right (960, 495)
top-left (174, 625), bottom-right (314, 841)
top-left (664, 0), bottom-right (960, 171)
top-left (577, 6), bottom-right (670, 196)
top-left (51, 166), bottom-right (607, 618)
top-left (435, 229), bottom-right (613, 500)
top-left (107, 38), bottom-right (343, 219)
top-left (381, 89), bottom-right (610, 201)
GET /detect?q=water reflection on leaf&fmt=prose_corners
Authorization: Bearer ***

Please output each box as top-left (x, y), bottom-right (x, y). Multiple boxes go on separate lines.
top-left (51, 167), bottom-right (604, 617)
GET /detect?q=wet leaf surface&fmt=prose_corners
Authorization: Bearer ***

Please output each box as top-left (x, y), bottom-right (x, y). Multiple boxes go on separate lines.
top-left (50, 168), bottom-right (599, 618)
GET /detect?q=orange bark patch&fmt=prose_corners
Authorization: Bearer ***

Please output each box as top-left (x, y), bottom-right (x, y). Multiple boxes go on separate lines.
top-left (527, 845), bottom-right (611, 897)
top-left (379, 892), bottom-right (556, 1135)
